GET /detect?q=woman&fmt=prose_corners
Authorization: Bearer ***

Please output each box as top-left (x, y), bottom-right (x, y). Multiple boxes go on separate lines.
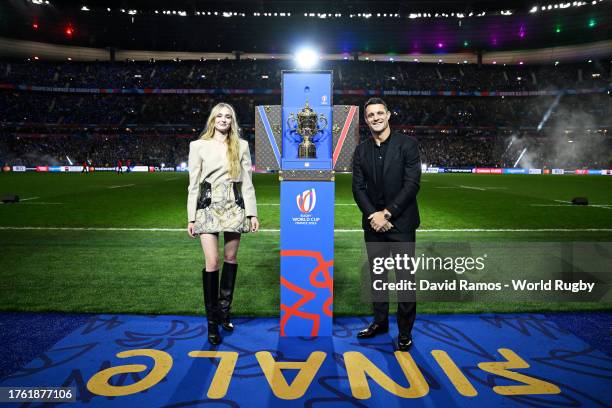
top-left (187, 102), bottom-right (259, 345)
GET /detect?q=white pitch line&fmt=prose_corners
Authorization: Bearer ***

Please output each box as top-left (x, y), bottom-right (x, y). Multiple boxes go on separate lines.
top-left (434, 186), bottom-right (507, 190)
top-left (538, 200), bottom-right (612, 210)
top-left (530, 204), bottom-right (574, 207)
top-left (20, 197), bottom-right (40, 201)
top-left (257, 203), bottom-right (356, 206)
top-left (108, 184), bottom-right (135, 189)
top-left (459, 185), bottom-right (486, 191)
top-left (1, 227), bottom-right (611, 233)
top-left (18, 202), bottom-right (63, 205)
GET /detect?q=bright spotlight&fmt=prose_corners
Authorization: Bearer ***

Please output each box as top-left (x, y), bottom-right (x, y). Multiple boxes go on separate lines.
top-left (294, 48), bottom-right (319, 69)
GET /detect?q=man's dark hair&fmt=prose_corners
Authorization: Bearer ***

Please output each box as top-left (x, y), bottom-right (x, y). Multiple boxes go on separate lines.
top-left (364, 97), bottom-right (388, 113)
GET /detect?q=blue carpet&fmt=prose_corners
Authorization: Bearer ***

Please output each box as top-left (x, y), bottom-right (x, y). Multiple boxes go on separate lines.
top-left (0, 312), bottom-right (610, 407)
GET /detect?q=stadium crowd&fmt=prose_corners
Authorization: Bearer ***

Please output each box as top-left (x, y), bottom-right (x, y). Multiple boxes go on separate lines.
top-left (1, 134), bottom-right (191, 169)
top-left (0, 59), bottom-right (610, 91)
top-left (1, 59), bottom-right (610, 170)
top-left (2, 128), bottom-right (609, 170)
top-left (1, 92), bottom-right (609, 129)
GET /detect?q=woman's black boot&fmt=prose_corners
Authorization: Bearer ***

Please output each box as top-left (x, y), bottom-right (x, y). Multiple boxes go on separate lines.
top-left (219, 262), bottom-right (238, 331)
top-left (203, 269), bottom-right (222, 345)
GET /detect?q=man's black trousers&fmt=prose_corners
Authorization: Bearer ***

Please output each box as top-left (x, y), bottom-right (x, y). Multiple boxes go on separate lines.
top-left (364, 229), bottom-right (416, 336)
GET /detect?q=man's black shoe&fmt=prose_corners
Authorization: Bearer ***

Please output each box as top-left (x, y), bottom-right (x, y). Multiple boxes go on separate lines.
top-left (397, 334), bottom-right (413, 351)
top-left (356, 323), bottom-right (389, 339)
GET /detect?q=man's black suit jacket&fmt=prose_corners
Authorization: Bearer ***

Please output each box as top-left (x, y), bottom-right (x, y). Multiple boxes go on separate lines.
top-left (352, 131), bottom-right (421, 233)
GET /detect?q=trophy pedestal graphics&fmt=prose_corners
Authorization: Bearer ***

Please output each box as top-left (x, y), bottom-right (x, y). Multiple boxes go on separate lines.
top-left (254, 70), bottom-right (360, 336)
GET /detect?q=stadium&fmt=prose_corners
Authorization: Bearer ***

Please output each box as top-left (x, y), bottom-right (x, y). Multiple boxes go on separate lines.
top-left (0, 0), bottom-right (611, 406)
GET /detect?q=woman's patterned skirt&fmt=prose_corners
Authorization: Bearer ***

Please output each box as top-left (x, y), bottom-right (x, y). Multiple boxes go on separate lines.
top-left (193, 181), bottom-right (251, 234)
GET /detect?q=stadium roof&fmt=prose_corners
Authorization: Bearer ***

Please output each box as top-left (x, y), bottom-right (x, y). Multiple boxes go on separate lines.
top-left (1, 0), bottom-right (610, 56)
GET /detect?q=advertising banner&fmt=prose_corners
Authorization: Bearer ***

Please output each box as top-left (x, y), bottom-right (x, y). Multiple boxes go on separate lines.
top-left (445, 168), bottom-right (473, 173)
top-left (12, 166), bottom-right (26, 172)
top-left (63, 166), bottom-right (86, 172)
top-left (474, 168), bottom-right (503, 174)
top-left (503, 168), bottom-right (529, 174)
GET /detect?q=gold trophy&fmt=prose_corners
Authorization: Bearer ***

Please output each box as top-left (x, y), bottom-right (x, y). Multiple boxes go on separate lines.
top-left (287, 101), bottom-right (328, 159)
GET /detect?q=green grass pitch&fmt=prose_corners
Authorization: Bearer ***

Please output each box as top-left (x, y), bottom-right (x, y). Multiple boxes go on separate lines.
top-left (1, 172), bottom-right (611, 316)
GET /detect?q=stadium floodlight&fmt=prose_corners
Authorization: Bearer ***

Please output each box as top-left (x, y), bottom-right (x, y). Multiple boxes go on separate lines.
top-left (81, 6), bottom-right (89, 11)
top-left (294, 48), bottom-right (319, 69)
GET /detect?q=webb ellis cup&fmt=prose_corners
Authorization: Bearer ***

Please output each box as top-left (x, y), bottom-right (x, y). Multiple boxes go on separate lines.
top-left (287, 101), bottom-right (328, 158)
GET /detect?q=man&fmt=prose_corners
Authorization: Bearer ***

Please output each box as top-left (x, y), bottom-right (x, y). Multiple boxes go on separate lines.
top-left (352, 97), bottom-right (421, 350)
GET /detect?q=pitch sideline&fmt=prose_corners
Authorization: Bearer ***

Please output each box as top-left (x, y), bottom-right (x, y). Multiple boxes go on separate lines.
top-left (1, 226), bottom-right (612, 233)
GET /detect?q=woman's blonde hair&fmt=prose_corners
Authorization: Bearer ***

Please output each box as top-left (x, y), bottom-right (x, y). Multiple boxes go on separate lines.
top-left (199, 102), bottom-right (241, 179)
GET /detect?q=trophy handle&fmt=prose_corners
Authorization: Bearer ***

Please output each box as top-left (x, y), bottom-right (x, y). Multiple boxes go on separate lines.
top-left (286, 113), bottom-right (301, 142)
top-left (318, 114), bottom-right (328, 131)
top-left (287, 113), bottom-right (297, 130)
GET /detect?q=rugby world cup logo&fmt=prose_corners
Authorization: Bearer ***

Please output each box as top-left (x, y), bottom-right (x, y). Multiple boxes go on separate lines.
top-left (296, 189), bottom-right (317, 213)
